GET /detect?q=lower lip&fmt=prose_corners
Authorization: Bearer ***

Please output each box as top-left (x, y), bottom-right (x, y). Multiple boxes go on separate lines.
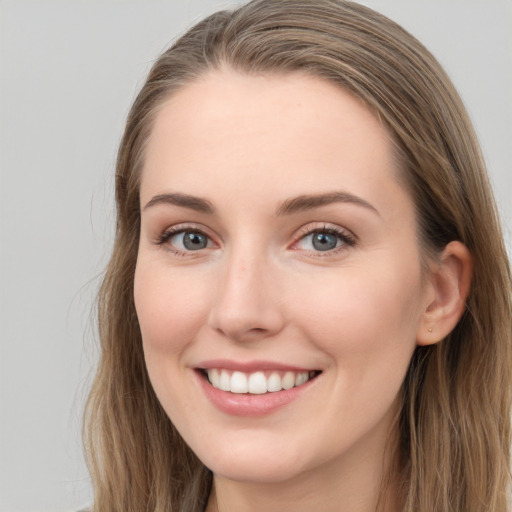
top-left (196, 371), bottom-right (317, 417)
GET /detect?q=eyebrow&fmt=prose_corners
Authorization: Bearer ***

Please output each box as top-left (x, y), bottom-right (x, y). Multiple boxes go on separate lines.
top-left (276, 191), bottom-right (380, 216)
top-left (142, 190), bottom-right (379, 217)
top-left (143, 193), bottom-right (215, 214)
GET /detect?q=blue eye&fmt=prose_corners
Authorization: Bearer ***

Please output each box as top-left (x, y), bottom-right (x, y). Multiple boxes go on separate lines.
top-left (179, 231), bottom-right (209, 250)
top-left (311, 232), bottom-right (339, 251)
top-left (159, 229), bottom-right (211, 252)
top-left (295, 227), bottom-right (355, 253)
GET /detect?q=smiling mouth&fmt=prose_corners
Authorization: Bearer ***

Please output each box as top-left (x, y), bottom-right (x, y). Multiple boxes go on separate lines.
top-left (199, 368), bottom-right (321, 394)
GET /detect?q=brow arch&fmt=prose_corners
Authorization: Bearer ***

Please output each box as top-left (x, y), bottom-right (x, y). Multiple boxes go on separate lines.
top-left (276, 191), bottom-right (379, 216)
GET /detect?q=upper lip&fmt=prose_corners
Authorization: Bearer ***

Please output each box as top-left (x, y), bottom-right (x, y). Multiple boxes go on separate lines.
top-left (195, 359), bottom-right (318, 372)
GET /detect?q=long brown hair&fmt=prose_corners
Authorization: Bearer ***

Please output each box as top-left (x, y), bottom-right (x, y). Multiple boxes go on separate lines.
top-left (84, 1), bottom-right (512, 510)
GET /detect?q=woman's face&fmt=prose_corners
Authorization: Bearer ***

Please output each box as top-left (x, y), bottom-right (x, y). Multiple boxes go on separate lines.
top-left (135, 70), bottom-right (432, 485)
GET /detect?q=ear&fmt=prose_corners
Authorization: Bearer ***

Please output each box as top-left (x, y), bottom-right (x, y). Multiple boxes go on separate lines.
top-left (416, 241), bottom-right (473, 346)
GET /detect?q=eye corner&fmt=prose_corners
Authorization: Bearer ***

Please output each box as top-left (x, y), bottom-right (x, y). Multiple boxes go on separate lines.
top-left (153, 223), bottom-right (219, 256)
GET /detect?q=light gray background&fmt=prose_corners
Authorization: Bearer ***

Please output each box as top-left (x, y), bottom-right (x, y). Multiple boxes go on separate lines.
top-left (0, 1), bottom-right (510, 511)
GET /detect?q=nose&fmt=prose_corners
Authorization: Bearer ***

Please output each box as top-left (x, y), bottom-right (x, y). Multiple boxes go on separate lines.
top-left (207, 251), bottom-right (285, 342)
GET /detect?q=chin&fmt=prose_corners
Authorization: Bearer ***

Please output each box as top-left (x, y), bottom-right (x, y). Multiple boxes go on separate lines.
top-left (192, 435), bottom-right (316, 485)
top-left (208, 459), bottom-right (306, 485)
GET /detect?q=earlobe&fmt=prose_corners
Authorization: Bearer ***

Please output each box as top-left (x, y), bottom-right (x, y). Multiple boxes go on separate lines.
top-left (416, 241), bottom-right (473, 346)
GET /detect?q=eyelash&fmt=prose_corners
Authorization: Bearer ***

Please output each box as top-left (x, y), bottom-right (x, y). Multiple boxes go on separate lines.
top-left (155, 224), bottom-right (357, 256)
top-left (292, 224), bottom-right (357, 256)
top-left (155, 224), bottom-right (212, 256)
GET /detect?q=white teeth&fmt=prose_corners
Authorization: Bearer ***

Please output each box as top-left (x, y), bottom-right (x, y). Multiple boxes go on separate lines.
top-left (248, 371), bottom-right (267, 394)
top-left (205, 368), bottom-right (315, 394)
top-left (219, 370), bottom-right (231, 391)
top-left (267, 372), bottom-right (282, 392)
top-left (209, 368), bottom-right (220, 388)
top-left (295, 372), bottom-right (309, 386)
top-left (230, 371), bottom-right (248, 393)
top-left (282, 371), bottom-right (295, 390)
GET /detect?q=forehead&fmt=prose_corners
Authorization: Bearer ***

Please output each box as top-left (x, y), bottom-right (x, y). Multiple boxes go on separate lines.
top-left (140, 69), bottom-right (409, 221)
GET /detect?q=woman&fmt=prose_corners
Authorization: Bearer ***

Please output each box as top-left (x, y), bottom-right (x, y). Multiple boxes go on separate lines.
top-left (83, 1), bottom-right (512, 511)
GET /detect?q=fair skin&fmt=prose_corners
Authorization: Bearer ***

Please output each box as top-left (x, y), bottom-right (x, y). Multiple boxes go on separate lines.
top-left (134, 69), bottom-right (471, 512)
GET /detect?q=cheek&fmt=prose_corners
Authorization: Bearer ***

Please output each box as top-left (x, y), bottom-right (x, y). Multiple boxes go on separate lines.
top-left (133, 262), bottom-right (211, 426)
top-left (291, 265), bottom-right (423, 435)
top-left (134, 262), bottom-right (209, 358)
top-left (293, 262), bottom-right (424, 361)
